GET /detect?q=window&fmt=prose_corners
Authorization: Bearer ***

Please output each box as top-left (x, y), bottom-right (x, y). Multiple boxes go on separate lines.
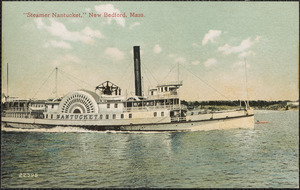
top-left (100, 115), bottom-right (103, 119)
top-left (121, 114), bottom-right (124, 119)
top-left (46, 114), bottom-right (48, 119)
top-left (114, 104), bottom-right (118, 108)
top-left (165, 87), bottom-right (167, 91)
top-left (129, 114), bottom-right (132, 118)
top-left (51, 114), bottom-right (53, 119)
top-left (191, 112), bottom-right (194, 115)
top-left (154, 112), bottom-right (157, 117)
top-left (113, 114), bottom-right (116, 119)
top-left (106, 114), bottom-right (109, 119)
top-left (107, 104), bottom-right (110, 108)
top-left (161, 112), bottom-right (164, 117)
top-left (52, 104), bottom-right (54, 108)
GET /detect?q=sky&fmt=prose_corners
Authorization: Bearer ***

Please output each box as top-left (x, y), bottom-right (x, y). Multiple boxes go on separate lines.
top-left (2, 2), bottom-right (299, 101)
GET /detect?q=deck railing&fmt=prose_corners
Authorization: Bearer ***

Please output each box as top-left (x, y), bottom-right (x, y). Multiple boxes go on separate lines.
top-left (4, 107), bottom-right (46, 113)
top-left (171, 117), bottom-right (186, 122)
top-left (125, 105), bottom-right (185, 111)
top-left (147, 94), bottom-right (179, 100)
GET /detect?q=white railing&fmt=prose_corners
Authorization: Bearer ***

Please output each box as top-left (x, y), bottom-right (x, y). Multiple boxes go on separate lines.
top-left (125, 105), bottom-right (184, 111)
top-left (171, 117), bottom-right (186, 122)
top-left (6, 108), bottom-right (29, 112)
top-left (157, 81), bottom-right (183, 86)
top-left (147, 94), bottom-right (179, 100)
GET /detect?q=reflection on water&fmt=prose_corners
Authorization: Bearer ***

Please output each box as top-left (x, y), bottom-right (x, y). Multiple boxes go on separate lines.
top-left (1, 110), bottom-right (299, 188)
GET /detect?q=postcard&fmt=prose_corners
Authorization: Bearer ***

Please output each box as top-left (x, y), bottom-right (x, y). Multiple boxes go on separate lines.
top-left (1, 1), bottom-right (299, 188)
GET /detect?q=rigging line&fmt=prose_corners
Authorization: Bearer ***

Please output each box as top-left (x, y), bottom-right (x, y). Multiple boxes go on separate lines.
top-left (159, 64), bottom-right (176, 84)
top-left (59, 69), bottom-right (90, 88)
top-left (244, 58), bottom-right (249, 108)
top-left (118, 61), bottom-right (132, 84)
top-left (140, 62), bottom-right (154, 87)
top-left (58, 70), bottom-right (82, 89)
top-left (180, 64), bottom-right (239, 106)
top-left (32, 68), bottom-right (56, 99)
top-left (55, 67), bottom-right (58, 98)
top-left (127, 68), bottom-right (134, 95)
top-left (59, 69), bottom-right (94, 88)
top-left (143, 68), bottom-right (154, 89)
top-left (141, 62), bottom-right (159, 84)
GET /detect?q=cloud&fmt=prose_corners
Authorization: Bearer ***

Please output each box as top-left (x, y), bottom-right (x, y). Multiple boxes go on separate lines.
top-left (202, 30), bottom-right (222, 45)
top-left (168, 54), bottom-right (186, 64)
top-left (51, 54), bottom-right (81, 67)
top-left (192, 60), bottom-right (200, 65)
top-left (153, 44), bottom-right (162, 54)
top-left (218, 36), bottom-right (260, 55)
top-left (129, 22), bottom-right (140, 30)
top-left (44, 40), bottom-right (72, 49)
top-left (105, 47), bottom-right (125, 61)
top-left (238, 50), bottom-right (256, 58)
top-left (94, 4), bottom-right (125, 27)
top-left (254, 36), bottom-right (262, 43)
top-left (203, 58), bottom-right (217, 67)
top-left (82, 26), bottom-right (102, 39)
top-left (218, 38), bottom-right (252, 55)
top-left (34, 18), bottom-right (103, 45)
top-left (232, 61), bottom-right (250, 69)
top-left (34, 18), bottom-right (45, 29)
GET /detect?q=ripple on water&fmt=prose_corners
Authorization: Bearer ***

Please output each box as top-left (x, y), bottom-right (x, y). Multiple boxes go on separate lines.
top-left (1, 111), bottom-right (299, 188)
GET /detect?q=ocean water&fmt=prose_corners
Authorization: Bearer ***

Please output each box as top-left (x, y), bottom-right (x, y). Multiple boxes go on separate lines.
top-left (1, 110), bottom-right (299, 188)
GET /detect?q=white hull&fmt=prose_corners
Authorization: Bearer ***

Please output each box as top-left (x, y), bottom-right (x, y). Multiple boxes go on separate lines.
top-left (2, 114), bottom-right (254, 132)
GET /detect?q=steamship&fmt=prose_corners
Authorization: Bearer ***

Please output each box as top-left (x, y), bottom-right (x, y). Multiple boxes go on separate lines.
top-left (1, 46), bottom-right (254, 132)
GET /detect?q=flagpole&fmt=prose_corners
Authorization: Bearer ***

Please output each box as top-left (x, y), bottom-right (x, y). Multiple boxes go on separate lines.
top-left (7, 62), bottom-right (9, 97)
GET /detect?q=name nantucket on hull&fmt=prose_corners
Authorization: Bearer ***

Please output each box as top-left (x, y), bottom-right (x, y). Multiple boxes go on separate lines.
top-left (1, 46), bottom-right (254, 132)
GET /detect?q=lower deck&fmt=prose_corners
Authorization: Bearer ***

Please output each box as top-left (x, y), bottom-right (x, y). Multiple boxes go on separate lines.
top-left (2, 110), bottom-right (254, 132)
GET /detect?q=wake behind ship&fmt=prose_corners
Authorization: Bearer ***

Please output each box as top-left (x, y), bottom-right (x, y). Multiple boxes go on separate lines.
top-left (1, 46), bottom-right (254, 132)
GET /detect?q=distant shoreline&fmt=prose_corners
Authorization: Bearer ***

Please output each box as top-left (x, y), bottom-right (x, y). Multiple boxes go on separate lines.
top-left (253, 107), bottom-right (299, 111)
top-left (182, 100), bottom-right (299, 111)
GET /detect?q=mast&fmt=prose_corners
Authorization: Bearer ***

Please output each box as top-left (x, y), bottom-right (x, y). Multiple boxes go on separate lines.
top-left (177, 62), bottom-right (179, 82)
top-left (55, 67), bottom-right (58, 98)
top-left (142, 76), bottom-right (144, 96)
top-left (244, 58), bottom-right (249, 109)
top-left (7, 62), bottom-right (9, 97)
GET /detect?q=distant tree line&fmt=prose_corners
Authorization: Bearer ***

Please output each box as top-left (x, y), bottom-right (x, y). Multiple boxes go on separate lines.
top-left (180, 100), bottom-right (293, 108)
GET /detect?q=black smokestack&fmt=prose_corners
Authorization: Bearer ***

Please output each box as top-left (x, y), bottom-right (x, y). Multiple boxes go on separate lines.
top-left (133, 46), bottom-right (142, 96)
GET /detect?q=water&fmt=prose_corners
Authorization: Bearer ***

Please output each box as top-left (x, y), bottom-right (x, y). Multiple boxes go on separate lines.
top-left (1, 110), bottom-right (298, 188)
